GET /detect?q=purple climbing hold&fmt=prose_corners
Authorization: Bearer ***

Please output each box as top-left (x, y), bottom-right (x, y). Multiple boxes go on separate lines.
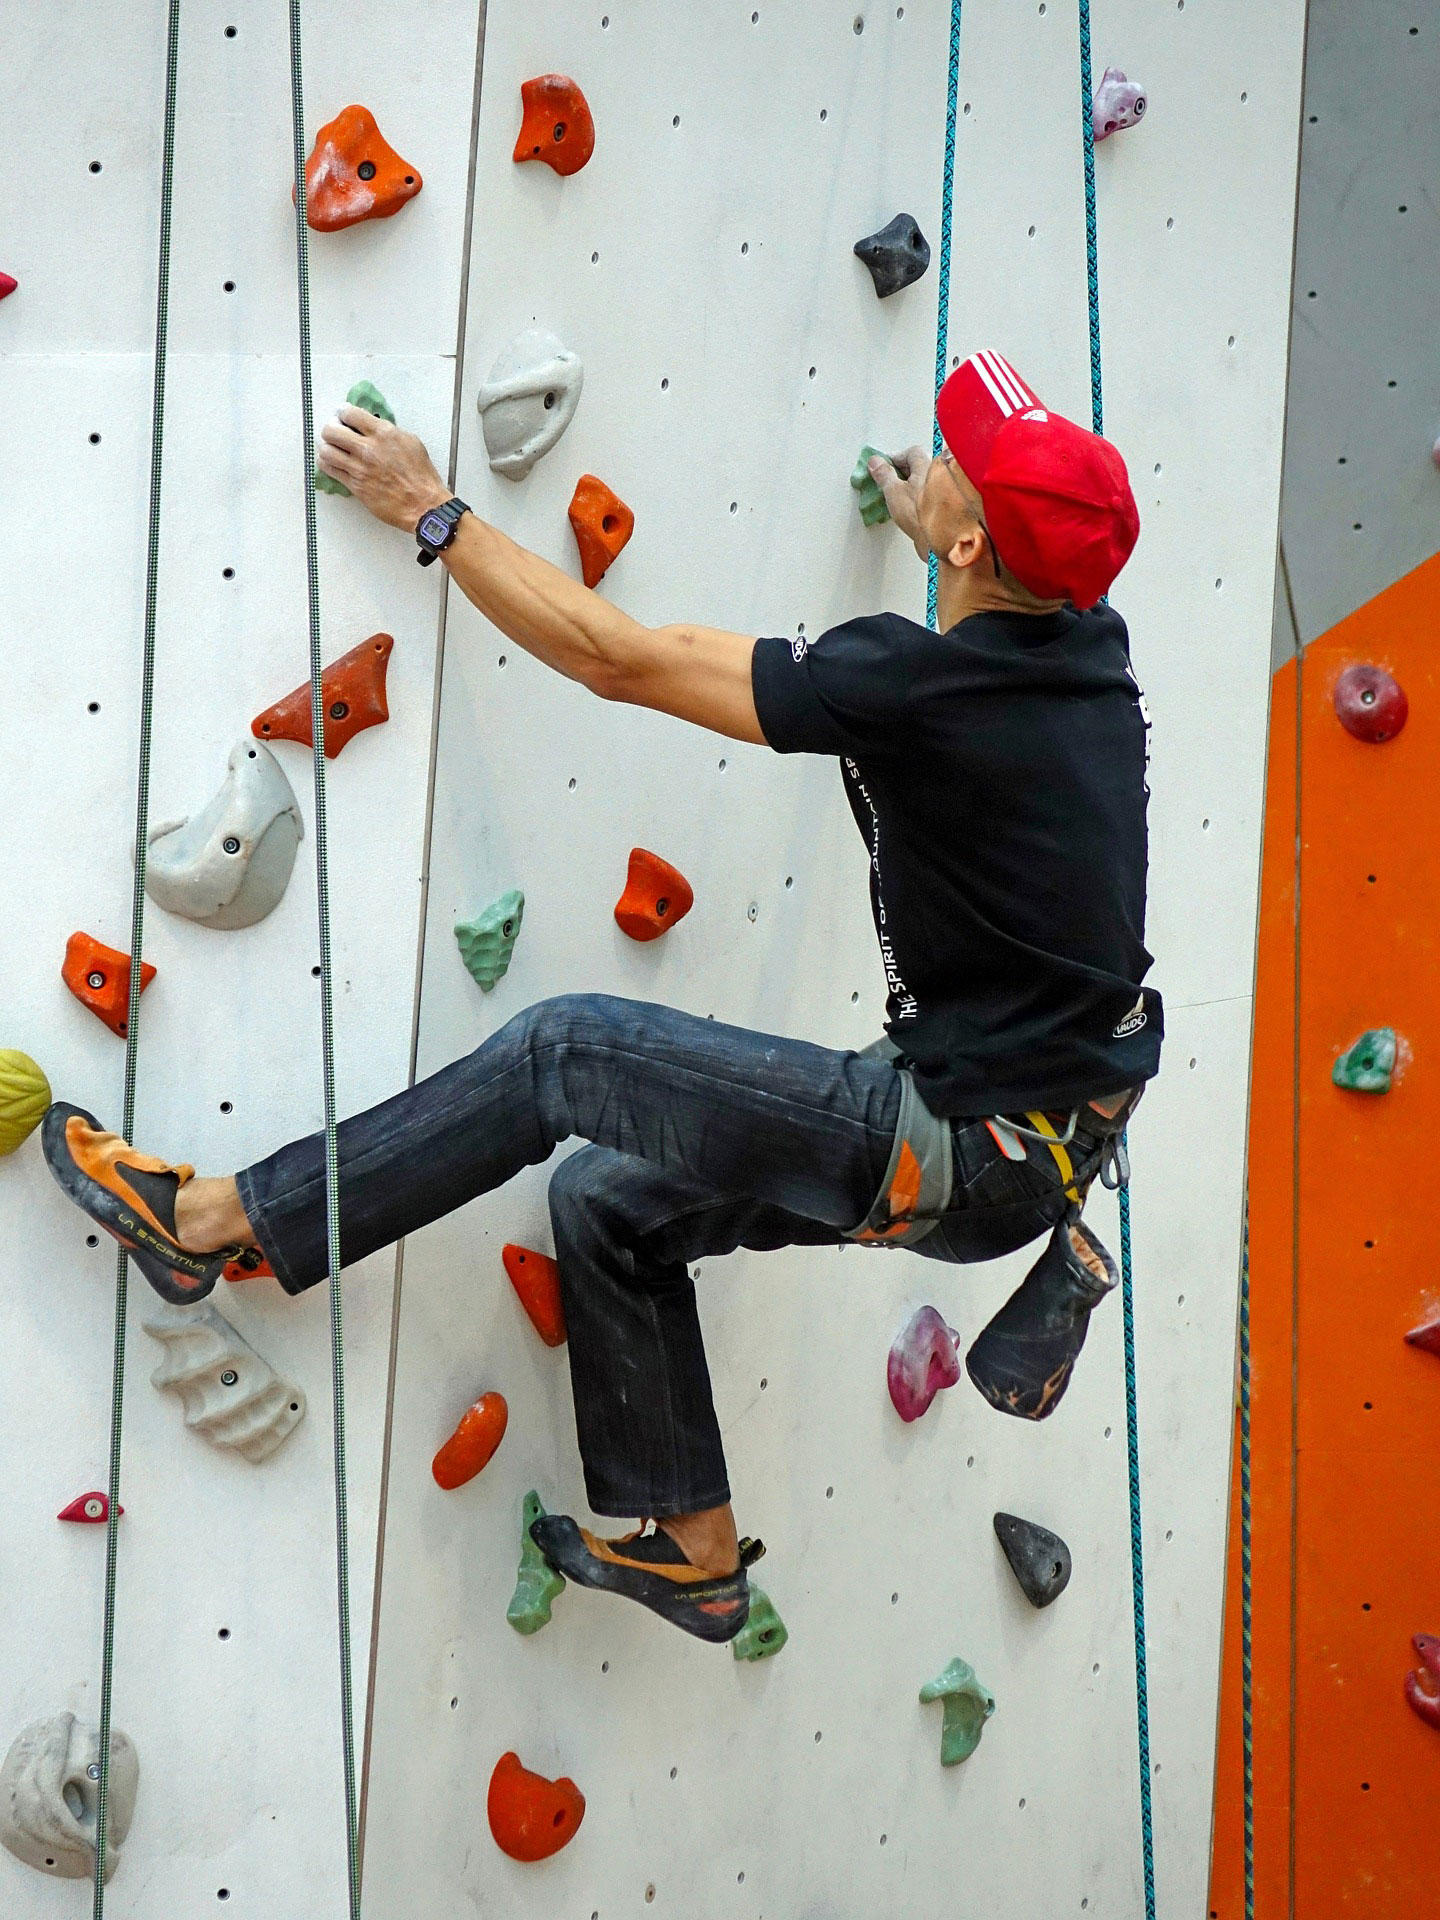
top-left (1333, 663), bottom-right (1408, 744)
top-left (1091, 67), bottom-right (1147, 141)
top-left (887, 1305), bottom-right (961, 1422)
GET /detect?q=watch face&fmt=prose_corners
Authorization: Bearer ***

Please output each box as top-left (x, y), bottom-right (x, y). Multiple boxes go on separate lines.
top-left (419, 512), bottom-right (449, 544)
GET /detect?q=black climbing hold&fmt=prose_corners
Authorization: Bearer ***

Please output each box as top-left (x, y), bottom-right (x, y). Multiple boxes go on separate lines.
top-left (993, 1511), bottom-right (1072, 1609)
top-left (853, 213), bottom-right (931, 299)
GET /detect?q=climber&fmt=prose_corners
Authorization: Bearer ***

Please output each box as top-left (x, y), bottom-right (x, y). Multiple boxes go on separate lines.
top-left (44, 348), bottom-right (1160, 1645)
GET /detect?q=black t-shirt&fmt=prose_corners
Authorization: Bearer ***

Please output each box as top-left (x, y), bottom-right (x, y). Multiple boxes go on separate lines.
top-left (751, 605), bottom-right (1163, 1117)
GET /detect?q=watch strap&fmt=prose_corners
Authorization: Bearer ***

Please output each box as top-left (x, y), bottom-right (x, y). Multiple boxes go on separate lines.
top-left (416, 496), bottom-right (470, 566)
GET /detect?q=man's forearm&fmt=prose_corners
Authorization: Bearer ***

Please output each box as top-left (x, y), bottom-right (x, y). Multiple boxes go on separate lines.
top-left (441, 510), bottom-right (649, 697)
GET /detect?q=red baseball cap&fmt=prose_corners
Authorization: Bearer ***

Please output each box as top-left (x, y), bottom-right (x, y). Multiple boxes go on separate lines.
top-left (935, 349), bottom-right (1139, 608)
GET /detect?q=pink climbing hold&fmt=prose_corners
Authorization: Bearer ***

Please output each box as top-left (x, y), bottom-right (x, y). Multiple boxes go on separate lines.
top-left (1091, 68), bottom-right (1147, 141)
top-left (887, 1305), bottom-right (962, 1422)
top-left (1405, 1310), bottom-right (1440, 1357)
top-left (1333, 663), bottom-right (1408, 743)
top-left (57, 1491), bottom-right (122, 1525)
top-left (0, 273), bottom-right (17, 301)
top-left (1405, 1634), bottom-right (1440, 1731)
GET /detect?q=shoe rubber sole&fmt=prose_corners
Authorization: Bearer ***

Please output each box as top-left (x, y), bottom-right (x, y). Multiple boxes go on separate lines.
top-left (530, 1514), bottom-right (752, 1644)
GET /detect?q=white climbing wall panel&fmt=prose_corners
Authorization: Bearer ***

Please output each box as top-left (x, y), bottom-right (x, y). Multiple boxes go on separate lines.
top-left (0, 1), bottom-right (1306, 1916)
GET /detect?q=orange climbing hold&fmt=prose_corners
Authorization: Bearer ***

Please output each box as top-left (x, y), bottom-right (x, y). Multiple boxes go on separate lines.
top-left (296, 105), bottom-right (422, 232)
top-left (252, 633), bottom-right (393, 759)
top-left (568, 475), bottom-right (634, 589)
top-left (614, 848), bottom-right (694, 942)
top-left (62, 933), bottom-right (156, 1039)
top-left (487, 1751), bottom-right (586, 1862)
top-left (224, 1249), bottom-right (274, 1283)
top-left (502, 1243), bottom-right (567, 1347)
top-left (512, 75), bottom-right (595, 177)
top-left (432, 1390), bottom-right (509, 1490)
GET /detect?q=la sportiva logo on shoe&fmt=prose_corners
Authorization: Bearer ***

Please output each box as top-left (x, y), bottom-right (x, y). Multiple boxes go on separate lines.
top-left (1112, 995), bottom-right (1147, 1039)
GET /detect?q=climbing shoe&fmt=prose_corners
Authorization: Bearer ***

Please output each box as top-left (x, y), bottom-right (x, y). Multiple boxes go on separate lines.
top-left (965, 1218), bottom-right (1119, 1420)
top-left (42, 1103), bottom-right (238, 1305)
top-left (529, 1513), bottom-right (764, 1644)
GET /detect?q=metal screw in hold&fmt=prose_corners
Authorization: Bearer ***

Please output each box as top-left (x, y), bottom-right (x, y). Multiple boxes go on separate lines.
top-left (220, 1370), bottom-right (239, 1388)
top-left (222, 837), bottom-right (241, 855)
top-left (357, 159), bottom-right (376, 181)
top-left (87, 971), bottom-right (106, 990)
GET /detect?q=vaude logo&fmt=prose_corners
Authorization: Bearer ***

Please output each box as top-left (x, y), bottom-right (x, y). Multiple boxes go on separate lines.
top-left (791, 636), bottom-right (809, 662)
top-left (1113, 996), bottom-right (1147, 1039)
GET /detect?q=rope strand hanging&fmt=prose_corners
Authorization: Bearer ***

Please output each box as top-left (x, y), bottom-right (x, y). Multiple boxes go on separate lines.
top-left (284, 1), bottom-right (364, 1912)
top-left (1076, 4), bottom-right (1158, 1912)
top-left (90, 0), bottom-right (182, 1904)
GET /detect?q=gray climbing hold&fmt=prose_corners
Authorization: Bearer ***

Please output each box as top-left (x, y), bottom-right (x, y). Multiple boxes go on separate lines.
top-left (477, 328), bottom-right (584, 480)
top-left (316, 380), bottom-right (395, 496)
top-left (143, 741), bottom-right (303, 930)
top-left (993, 1511), bottom-right (1072, 1608)
top-left (0, 1713), bottom-right (139, 1882)
top-left (853, 213), bottom-right (931, 298)
top-left (455, 888), bottom-right (524, 991)
top-left (142, 1299), bottom-right (306, 1463)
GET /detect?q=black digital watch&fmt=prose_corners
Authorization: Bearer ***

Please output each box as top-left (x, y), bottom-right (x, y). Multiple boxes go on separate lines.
top-left (415, 496), bottom-right (471, 566)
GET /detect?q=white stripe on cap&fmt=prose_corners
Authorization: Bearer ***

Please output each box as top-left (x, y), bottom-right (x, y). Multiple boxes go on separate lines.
top-left (969, 351), bottom-right (1016, 419)
top-left (980, 348), bottom-right (1036, 411)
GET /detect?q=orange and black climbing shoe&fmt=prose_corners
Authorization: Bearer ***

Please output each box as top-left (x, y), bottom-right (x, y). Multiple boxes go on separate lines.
top-left (530, 1513), bottom-right (764, 1644)
top-left (42, 1103), bottom-right (240, 1306)
top-left (965, 1216), bottom-right (1119, 1421)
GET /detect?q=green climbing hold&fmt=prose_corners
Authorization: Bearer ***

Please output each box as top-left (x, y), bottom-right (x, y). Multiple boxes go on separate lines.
top-left (507, 1490), bottom-right (566, 1635)
top-left (455, 888), bottom-right (524, 992)
top-left (731, 1583), bottom-right (788, 1662)
top-left (850, 445), bottom-right (891, 526)
top-left (315, 380), bottom-right (396, 496)
top-left (919, 1656), bottom-right (995, 1765)
top-left (1332, 1027), bottom-right (1397, 1095)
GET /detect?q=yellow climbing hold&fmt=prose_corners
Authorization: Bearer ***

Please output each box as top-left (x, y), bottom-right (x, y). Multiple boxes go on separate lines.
top-left (0, 1050), bottom-right (51, 1156)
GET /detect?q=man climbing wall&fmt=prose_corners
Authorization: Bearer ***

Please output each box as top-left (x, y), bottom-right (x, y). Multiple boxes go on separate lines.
top-left (44, 348), bottom-right (1161, 1644)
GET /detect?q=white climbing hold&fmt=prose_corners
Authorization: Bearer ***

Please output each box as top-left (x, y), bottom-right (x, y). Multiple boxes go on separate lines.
top-left (0, 1712), bottom-right (139, 1882)
top-left (476, 327), bottom-right (584, 479)
top-left (1091, 67), bottom-right (1147, 141)
top-left (143, 740), bottom-right (303, 930)
top-left (142, 1298), bottom-right (306, 1463)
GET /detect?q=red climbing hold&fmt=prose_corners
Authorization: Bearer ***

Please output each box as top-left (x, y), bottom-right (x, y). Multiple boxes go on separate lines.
top-left (513, 75), bottom-right (595, 177)
top-left (62, 933), bottom-right (156, 1039)
top-left (1405, 1634), bottom-right (1440, 1731)
top-left (614, 848), bottom-right (694, 942)
top-left (57, 1492), bottom-right (122, 1524)
top-left (568, 475), bottom-right (634, 589)
top-left (0, 273), bottom-right (17, 301)
top-left (502, 1244), bottom-right (567, 1347)
top-left (297, 105), bottom-right (423, 232)
top-left (432, 1391), bottom-right (509, 1489)
top-left (1333, 663), bottom-right (1408, 743)
top-left (224, 1249), bottom-right (275, 1283)
top-left (487, 1751), bottom-right (586, 1862)
top-left (252, 632), bottom-right (393, 759)
top-left (887, 1305), bottom-right (962, 1421)
top-left (1405, 1310), bottom-right (1440, 1357)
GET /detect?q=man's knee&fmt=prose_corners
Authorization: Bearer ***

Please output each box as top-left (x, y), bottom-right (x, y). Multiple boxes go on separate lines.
top-left (496, 992), bottom-right (635, 1064)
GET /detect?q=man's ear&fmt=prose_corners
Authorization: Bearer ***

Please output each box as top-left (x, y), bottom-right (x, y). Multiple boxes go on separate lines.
top-left (946, 520), bottom-right (988, 573)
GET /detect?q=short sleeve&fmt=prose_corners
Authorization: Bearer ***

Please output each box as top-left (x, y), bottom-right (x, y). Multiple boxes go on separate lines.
top-left (751, 614), bottom-right (920, 756)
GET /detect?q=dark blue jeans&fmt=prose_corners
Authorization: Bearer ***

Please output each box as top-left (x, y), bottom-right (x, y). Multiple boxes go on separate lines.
top-left (236, 994), bottom-right (1077, 1517)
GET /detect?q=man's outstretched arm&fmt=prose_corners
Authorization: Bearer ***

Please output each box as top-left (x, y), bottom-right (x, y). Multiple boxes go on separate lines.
top-left (317, 405), bottom-right (765, 746)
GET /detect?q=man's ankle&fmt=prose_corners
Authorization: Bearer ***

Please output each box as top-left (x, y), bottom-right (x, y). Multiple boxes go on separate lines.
top-left (656, 1504), bottom-right (740, 1576)
top-left (175, 1176), bottom-right (254, 1254)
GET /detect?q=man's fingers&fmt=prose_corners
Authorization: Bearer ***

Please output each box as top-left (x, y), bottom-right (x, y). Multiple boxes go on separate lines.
top-left (321, 416), bottom-right (369, 456)
top-left (335, 403), bottom-right (384, 435)
top-left (867, 452), bottom-right (897, 484)
top-left (896, 443), bottom-right (931, 482)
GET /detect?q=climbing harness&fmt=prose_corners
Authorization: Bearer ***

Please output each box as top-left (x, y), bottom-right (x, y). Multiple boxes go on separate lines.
top-left (90, 0), bottom-right (181, 1903)
top-left (1078, 1), bottom-right (1157, 1908)
top-left (90, 5), bottom-right (360, 1913)
top-left (845, 1039), bottom-right (954, 1247)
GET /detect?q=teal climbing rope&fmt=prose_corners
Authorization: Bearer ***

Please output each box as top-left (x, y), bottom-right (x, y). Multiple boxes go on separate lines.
top-left (926, 0), bottom-right (964, 631)
top-left (285, 6), bottom-right (363, 1916)
top-left (1077, 5), bottom-right (1156, 1914)
top-left (91, 0), bottom-right (182, 1906)
top-left (1239, 1222), bottom-right (1255, 1916)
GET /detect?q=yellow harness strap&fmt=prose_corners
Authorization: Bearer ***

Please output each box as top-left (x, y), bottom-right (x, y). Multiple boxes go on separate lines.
top-left (1024, 1109), bottom-right (1081, 1205)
